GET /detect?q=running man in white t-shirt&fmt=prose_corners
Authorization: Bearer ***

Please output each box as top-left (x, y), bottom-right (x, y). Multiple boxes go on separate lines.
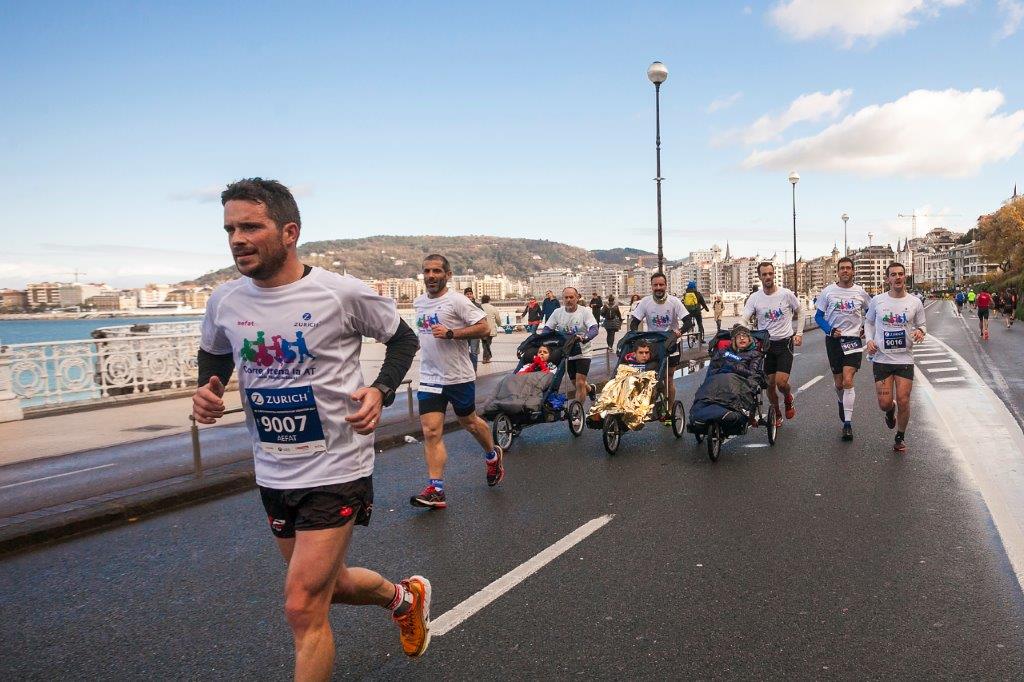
top-left (628, 271), bottom-right (686, 406)
top-left (814, 256), bottom-right (873, 442)
top-left (541, 286), bottom-right (600, 404)
top-left (742, 262), bottom-right (806, 428)
top-left (410, 254), bottom-right (503, 511)
top-left (864, 262), bottom-right (926, 453)
top-left (191, 179), bottom-right (430, 674)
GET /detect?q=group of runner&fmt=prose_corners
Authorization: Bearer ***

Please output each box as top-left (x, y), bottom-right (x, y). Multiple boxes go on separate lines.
top-left (191, 179), bottom-right (932, 679)
top-left (953, 286), bottom-right (1017, 338)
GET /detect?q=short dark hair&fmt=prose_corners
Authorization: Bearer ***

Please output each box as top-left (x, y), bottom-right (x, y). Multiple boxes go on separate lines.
top-left (423, 254), bottom-right (451, 271)
top-left (650, 272), bottom-right (667, 284)
top-left (757, 261), bottom-right (775, 275)
top-left (837, 256), bottom-right (854, 269)
top-left (221, 178), bottom-right (301, 230)
top-left (481, 294), bottom-right (491, 303)
top-left (886, 262), bottom-right (906, 277)
top-left (464, 287), bottom-right (474, 295)
top-left (634, 340), bottom-right (652, 352)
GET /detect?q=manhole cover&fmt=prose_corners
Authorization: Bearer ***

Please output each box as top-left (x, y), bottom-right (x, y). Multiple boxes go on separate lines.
top-left (124, 424), bottom-right (177, 432)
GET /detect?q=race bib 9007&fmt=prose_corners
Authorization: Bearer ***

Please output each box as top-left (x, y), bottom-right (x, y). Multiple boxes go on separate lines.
top-left (883, 330), bottom-right (907, 350)
top-left (245, 385), bottom-right (326, 456)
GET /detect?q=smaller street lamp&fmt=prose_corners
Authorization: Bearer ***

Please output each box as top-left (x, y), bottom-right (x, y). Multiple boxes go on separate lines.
top-left (788, 171), bottom-right (799, 293)
top-left (841, 213), bottom-right (849, 256)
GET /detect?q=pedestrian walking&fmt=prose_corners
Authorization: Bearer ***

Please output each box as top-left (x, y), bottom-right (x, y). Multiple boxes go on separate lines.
top-left (712, 296), bottom-right (725, 332)
top-left (589, 292), bottom-right (603, 325)
top-left (464, 287), bottom-right (483, 372)
top-left (521, 296), bottom-right (543, 333)
top-left (541, 290), bottom-right (560, 322)
top-left (479, 294), bottom-right (502, 363)
top-left (601, 294), bottom-right (623, 350)
top-left (192, 178), bottom-right (430, 675)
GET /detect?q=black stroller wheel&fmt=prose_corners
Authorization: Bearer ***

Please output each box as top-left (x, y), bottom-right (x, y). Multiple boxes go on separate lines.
top-left (567, 400), bottom-right (585, 437)
top-left (602, 415), bottom-right (622, 455)
top-left (767, 405), bottom-right (778, 446)
top-left (492, 414), bottom-right (514, 452)
top-left (707, 422), bottom-right (722, 462)
top-left (671, 401), bottom-right (685, 438)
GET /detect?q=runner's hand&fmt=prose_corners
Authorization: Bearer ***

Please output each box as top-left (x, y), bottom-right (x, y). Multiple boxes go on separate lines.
top-left (192, 376), bottom-right (225, 425)
top-left (912, 329), bottom-right (925, 343)
top-left (432, 324), bottom-right (451, 339)
top-left (866, 340), bottom-right (878, 354)
top-left (831, 328), bottom-right (842, 338)
top-left (793, 334), bottom-right (803, 347)
top-left (347, 386), bottom-right (384, 435)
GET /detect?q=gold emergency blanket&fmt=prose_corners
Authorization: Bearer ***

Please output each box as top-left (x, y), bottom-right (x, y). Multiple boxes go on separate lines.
top-left (588, 365), bottom-right (659, 430)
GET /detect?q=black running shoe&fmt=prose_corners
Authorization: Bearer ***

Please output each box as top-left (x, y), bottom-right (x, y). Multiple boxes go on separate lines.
top-left (893, 435), bottom-right (907, 453)
top-left (884, 407), bottom-right (896, 430)
top-left (842, 423), bottom-right (853, 441)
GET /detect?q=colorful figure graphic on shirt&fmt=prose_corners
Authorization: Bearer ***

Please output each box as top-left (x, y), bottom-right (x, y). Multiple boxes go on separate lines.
top-left (268, 334), bottom-right (285, 363)
top-left (763, 307), bottom-right (786, 323)
top-left (416, 312), bottom-right (441, 332)
top-left (293, 331), bottom-right (315, 362)
top-left (832, 299), bottom-right (858, 312)
top-left (651, 313), bottom-right (671, 327)
top-left (882, 310), bottom-right (909, 325)
top-left (278, 335), bottom-right (298, 363)
top-left (253, 331), bottom-right (276, 367)
top-left (240, 338), bottom-right (256, 363)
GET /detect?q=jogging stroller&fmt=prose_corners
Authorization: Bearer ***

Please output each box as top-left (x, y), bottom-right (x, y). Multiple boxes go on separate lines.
top-left (482, 331), bottom-right (585, 451)
top-left (586, 330), bottom-right (686, 455)
top-left (687, 328), bottom-right (776, 461)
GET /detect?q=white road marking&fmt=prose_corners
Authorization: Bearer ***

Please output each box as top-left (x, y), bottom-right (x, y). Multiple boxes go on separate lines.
top-left (912, 352), bottom-right (947, 357)
top-left (743, 443), bottom-right (769, 448)
top-left (933, 377), bottom-right (966, 383)
top-left (0, 463), bottom-right (116, 490)
top-left (431, 514), bottom-right (615, 637)
top-left (796, 375), bottom-right (824, 394)
top-left (925, 367), bottom-right (959, 373)
top-left (918, 359), bottom-right (953, 365)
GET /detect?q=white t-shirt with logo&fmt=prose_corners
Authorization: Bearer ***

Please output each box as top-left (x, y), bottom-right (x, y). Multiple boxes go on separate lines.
top-left (631, 295), bottom-right (686, 332)
top-left (743, 287), bottom-right (804, 341)
top-left (865, 292), bottom-right (927, 365)
top-left (413, 290), bottom-right (485, 386)
top-left (200, 267), bottom-right (400, 489)
top-left (542, 306), bottom-right (598, 359)
top-left (816, 283), bottom-right (873, 336)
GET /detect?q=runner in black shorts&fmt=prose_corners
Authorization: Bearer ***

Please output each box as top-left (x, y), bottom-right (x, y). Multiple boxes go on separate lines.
top-left (814, 258), bottom-right (872, 441)
top-left (763, 338), bottom-right (795, 375)
top-left (544, 287), bottom-right (600, 403)
top-left (193, 179), bottom-right (431, 675)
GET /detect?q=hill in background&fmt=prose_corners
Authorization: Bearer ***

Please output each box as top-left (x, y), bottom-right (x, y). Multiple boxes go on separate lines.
top-left (590, 247), bottom-right (656, 265)
top-left (189, 235), bottom-right (610, 285)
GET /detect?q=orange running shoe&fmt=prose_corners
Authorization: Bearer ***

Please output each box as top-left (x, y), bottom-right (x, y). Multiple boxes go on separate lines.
top-left (784, 394), bottom-right (796, 420)
top-left (394, 576), bottom-right (431, 657)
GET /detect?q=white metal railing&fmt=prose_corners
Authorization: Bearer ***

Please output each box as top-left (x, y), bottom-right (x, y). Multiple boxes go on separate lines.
top-left (8, 333), bottom-right (201, 407)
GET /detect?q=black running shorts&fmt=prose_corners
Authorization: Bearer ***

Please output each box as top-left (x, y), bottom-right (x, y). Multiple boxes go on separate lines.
top-left (825, 336), bottom-right (863, 376)
top-left (872, 362), bottom-right (914, 382)
top-left (978, 308), bottom-right (990, 319)
top-left (764, 338), bottom-right (794, 375)
top-left (567, 358), bottom-right (591, 379)
top-left (259, 476), bottom-right (373, 538)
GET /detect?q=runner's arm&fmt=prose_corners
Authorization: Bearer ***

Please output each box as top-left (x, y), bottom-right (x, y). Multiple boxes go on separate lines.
top-left (792, 296), bottom-right (806, 335)
top-left (583, 324), bottom-right (600, 341)
top-left (371, 319), bottom-right (418, 393)
top-left (813, 309), bottom-right (833, 335)
top-left (454, 318), bottom-right (490, 340)
top-left (198, 349), bottom-right (234, 387)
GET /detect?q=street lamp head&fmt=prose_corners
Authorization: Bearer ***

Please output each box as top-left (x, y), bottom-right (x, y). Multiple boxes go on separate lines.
top-left (647, 61), bottom-right (668, 85)
top-left (788, 170), bottom-right (800, 185)
top-left (842, 213), bottom-right (849, 222)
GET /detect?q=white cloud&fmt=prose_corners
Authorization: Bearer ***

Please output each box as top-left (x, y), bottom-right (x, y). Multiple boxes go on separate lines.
top-left (997, 0), bottom-right (1024, 39)
top-left (169, 182), bottom-right (314, 203)
top-left (707, 92), bottom-right (743, 114)
top-left (743, 5), bottom-right (753, 15)
top-left (742, 88), bottom-right (1024, 178)
top-left (716, 89), bottom-right (851, 145)
top-left (769, 0), bottom-right (966, 48)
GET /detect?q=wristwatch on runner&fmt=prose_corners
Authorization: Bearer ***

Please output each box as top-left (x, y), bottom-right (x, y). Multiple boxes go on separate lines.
top-left (371, 382), bottom-right (396, 407)
top-left (445, 329), bottom-right (455, 339)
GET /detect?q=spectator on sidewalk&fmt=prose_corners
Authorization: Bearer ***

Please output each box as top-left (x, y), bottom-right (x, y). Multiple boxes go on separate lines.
top-left (589, 292), bottom-right (603, 324)
top-left (713, 296), bottom-right (725, 332)
top-left (541, 290), bottom-right (560, 322)
top-left (601, 294), bottom-right (623, 350)
top-left (465, 288), bottom-right (484, 372)
top-left (628, 293), bottom-right (641, 320)
top-left (479, 294), bottom-right (502, 363)
top-left (521, 296), bottom-right (543, 333)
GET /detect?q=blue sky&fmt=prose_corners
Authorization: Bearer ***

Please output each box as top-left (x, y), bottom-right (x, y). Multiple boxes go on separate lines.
top-left (2, 1), bottom-right (1022, 287)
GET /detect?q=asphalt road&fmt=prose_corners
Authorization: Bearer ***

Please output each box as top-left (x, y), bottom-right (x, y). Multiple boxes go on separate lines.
top-left (3, 327), bottom-right (1023, 679)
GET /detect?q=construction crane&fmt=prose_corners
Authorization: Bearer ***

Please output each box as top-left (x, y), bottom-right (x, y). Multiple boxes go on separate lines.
top-left (897, 211), bottom-right (962, 240)
top-left (63, 269), bottom-right (87, 283)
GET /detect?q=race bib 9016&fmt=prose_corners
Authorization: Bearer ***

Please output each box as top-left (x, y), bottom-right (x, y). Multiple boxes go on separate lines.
top-left (245, 385), bottom-right (326, 456)
top-left (883, 330), bottom-right (907, 351)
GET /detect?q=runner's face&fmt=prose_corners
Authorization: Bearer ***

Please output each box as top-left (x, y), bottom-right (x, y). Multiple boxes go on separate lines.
top-left (651, 278), bottom-right (667, 298)
top-left (837, 262), bottom-right (854, 285)
top-left (562, 289), bottom-right (579, 310)
top-left (423, 259), bottom-right (449, 295)
top-left (224, 200), bottom-right (292, 281)
top-left (887, 267), bottom-right (906, 293)
top-left (758, 266), bottom-right (775, 289)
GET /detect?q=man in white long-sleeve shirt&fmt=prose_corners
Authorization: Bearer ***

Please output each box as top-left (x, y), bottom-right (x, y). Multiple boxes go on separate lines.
top-left (864, 262), bottom-right (926, 453)
top-left (742, 262), bottom-right (805, 428)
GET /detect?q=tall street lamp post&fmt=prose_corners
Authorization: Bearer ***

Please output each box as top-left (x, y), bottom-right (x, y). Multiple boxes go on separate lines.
top-left (842, 212), bottom-right (849, 256)
top-left (648, 61), bottom-right (668, 273)
top-left (788, 171), bottom-right (800, 293)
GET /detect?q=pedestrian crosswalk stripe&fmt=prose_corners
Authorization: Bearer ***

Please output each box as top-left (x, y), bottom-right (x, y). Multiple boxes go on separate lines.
top-left (918, 359), bottom-right (953, 365)
top-left (933, 376), bottom-right (966, 383)
top-left (925, 367), bottom-right (959, 373)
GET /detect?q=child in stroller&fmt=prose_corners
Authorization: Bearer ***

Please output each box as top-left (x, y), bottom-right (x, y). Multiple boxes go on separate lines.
top-left (688, 324), bottom-right (776, 459)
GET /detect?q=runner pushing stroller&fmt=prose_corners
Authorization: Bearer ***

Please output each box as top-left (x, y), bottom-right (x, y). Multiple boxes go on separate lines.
top-left (687, 324), bottom-right (776, 461)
